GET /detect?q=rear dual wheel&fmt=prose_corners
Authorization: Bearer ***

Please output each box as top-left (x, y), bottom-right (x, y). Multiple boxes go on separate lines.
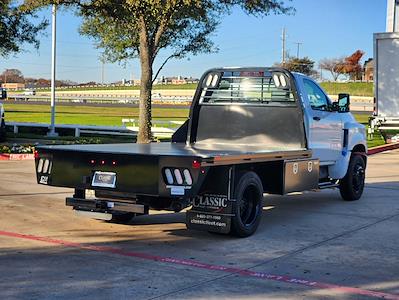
top-left (231, 172), bottom-right (263, 237)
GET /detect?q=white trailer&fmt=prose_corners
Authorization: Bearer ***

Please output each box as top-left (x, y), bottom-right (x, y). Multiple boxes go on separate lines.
top-left (374, 32), bottom-right (399, 117)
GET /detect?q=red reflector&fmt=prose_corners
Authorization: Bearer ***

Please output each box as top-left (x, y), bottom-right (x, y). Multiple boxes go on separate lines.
top-left (192, 160), bottom-right (201, 169)
top-left (34, 150), bottom-right (39, 159)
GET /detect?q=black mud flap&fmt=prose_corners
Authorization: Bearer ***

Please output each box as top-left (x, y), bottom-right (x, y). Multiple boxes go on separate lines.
top-left (186, 166), bottom-right (235, 234)
top-left (186, 195), bottom-right (235, 234)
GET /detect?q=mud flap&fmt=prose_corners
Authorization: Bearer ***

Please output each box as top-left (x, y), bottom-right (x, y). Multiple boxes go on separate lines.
top-left (186, 166), bottom-right (235, 234)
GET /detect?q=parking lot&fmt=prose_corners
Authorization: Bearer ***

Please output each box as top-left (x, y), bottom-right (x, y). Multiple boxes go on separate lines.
top-left (0, 150), bottom-right (398, 300)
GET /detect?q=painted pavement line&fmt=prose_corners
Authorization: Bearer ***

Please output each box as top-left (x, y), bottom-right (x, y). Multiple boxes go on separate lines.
top-left (0, 230), bottom-right (398, 300)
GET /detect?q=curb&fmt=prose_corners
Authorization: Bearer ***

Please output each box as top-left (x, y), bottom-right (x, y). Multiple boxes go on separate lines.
top-left (0, 153), bottom-right (35, 161)
top-left (367, 142), bottom-right (399, 155)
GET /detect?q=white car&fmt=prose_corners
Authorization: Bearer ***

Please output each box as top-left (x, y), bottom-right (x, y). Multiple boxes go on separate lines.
top-left (24, 89), bottom-right (36, 96)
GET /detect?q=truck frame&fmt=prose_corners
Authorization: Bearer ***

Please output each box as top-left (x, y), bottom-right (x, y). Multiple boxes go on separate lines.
top-left (35, 67), bottom-right (367, 237)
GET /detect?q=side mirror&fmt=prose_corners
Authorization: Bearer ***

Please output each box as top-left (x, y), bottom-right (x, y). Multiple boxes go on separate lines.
top-left (335, 93), bottom-right (350, 113)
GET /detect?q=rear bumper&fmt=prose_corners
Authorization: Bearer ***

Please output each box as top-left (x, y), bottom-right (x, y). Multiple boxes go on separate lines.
top-left (66, 197), bottom-right (147, 214)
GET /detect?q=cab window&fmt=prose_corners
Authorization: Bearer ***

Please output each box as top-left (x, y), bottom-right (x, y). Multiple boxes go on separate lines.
top-left (303, 79), bottom-right (330, 111)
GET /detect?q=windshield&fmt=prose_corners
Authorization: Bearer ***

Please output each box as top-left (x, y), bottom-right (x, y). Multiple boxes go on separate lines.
top-left (200, 71), bottom-right (295, 104)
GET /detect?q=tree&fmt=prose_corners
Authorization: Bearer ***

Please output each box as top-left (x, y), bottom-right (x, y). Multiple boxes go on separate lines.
top-left (0, 69), bottom-right (24, 83)
top-left (279, 56), bottom-right (316, 76)
top-left (319, 57), bottom-right (345, 81)
top-left (24, 0), bottom-right (294, 143)
top-left (341, 50), bottom-right (364, 80)
top-left (0, 1), bottom-right (47, 58)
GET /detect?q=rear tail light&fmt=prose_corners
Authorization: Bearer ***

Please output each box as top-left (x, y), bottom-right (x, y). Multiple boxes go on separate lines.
top-left (174, 169), bottom-right (183, 185)
top-left (37, 158), bottom-right (52, 174)
top-left (37, 159), bottom-right (44, 173)
top-left (164, 168), bottom-right (174, 184)
top-left (43, 159), bottom-right (50, 173)
top-left (163, 168), bottom-right (193, 186)
top-left (183, 169), bottom-right (192, 185)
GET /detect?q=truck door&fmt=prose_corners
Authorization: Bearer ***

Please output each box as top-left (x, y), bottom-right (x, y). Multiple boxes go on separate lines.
top-left (302, 79), bottom-right (343, 163)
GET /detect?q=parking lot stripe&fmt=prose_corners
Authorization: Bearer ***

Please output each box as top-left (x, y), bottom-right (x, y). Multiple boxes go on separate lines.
top-left (0, 229), bottom-right (398, 300)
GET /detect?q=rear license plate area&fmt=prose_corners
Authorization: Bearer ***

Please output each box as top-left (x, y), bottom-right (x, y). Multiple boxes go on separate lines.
top-left (92, 171), bottom-right (116, 188)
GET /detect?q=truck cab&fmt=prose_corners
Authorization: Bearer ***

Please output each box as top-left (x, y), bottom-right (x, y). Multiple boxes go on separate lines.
top-left (293, 73), bottom-right (367, 181)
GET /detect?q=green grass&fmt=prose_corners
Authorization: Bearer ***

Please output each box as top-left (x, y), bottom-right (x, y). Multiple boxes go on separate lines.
top-left (320, 82), bottom-right (373, 97)
top-left (3, 103), bottom-right (384, 148)
top-left (4, 103), bottom-right (189, 126)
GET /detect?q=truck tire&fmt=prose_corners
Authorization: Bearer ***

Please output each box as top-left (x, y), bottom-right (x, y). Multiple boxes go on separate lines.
top-left (339, 154), bottom-right (366, 201)
top-left (108, 212), bottom-right (135, 224)
top-left (0, 119), bottom-right (6, 142)
top-left (231, 171), bottom-right (263, 237)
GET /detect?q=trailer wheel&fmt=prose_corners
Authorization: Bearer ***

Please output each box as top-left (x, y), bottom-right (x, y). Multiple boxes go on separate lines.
top-left (339, 154), bottom-right (366, 201)
top-left (108, 212), bottom-right (135, 224)
top-left (231, 171), bottom-right (263, 237)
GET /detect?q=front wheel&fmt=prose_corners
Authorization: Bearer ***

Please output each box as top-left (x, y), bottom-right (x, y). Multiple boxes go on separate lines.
top-left (339, 154), bottom-right (366, 201)
top-left (231, 171), bottom-right (263, 237)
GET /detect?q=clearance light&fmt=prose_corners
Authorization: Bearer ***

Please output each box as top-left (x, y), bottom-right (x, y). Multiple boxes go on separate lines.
top-left (192, 160), bottom-right (201, 169)
top-left (174, 169), bottom-right (183, 185)
top-left (164, 168), bottom-right (174, 184)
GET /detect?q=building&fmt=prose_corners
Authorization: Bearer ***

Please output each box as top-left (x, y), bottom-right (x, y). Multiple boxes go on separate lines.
top-left (1, 83), bottom-right (25, 90)
top-left (158, 76), bottom-right (199, 85)
top-left (363, 58), bottom-right (374, 82)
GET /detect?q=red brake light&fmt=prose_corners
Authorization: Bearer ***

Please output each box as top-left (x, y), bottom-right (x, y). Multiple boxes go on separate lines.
top-left (34, 150), bottom-right (39, 159)
top-left (192, 160), bottom-right (201, 169)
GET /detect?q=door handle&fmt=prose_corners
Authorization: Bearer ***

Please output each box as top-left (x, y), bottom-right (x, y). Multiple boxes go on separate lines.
top-left (313, 116), bottom-right (321, 121)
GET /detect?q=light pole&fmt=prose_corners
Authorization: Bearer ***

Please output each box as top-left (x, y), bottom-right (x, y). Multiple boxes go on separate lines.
top-left (48, 4), bottom-right (58, 137)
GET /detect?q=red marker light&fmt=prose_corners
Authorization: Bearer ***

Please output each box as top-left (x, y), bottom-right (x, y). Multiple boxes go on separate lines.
top-left (101, 160), bottom-right (106, 165)
top-left (34, 150), bottom-right (39, 159)
top-left (90, 159), bottom-right (95, 164)
top-left (112, 161), bottom-right (117, 166)
top-left (201, 169), bottom-right (206, 174)
top-left (192, 160), bottom-right (201, 169)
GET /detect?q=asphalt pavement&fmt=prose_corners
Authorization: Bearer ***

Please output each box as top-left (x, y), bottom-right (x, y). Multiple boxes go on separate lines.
top-left (0, 150), bottom-right (398, 299)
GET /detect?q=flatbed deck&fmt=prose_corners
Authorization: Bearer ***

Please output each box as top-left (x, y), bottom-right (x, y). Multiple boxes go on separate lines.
top-left (38, 143), bottom-right (311, 166)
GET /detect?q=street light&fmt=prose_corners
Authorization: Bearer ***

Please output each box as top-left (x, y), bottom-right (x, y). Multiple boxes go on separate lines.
top-left (47, 4), bottom-right (58, 137)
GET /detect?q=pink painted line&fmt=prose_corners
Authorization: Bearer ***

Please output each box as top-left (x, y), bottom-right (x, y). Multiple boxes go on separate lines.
top-left (0, 230), bottom-right (398, 299)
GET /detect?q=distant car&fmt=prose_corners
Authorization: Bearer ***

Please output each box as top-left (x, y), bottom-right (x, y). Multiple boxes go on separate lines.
top-left (0, 88), bottom-right (6, 99)
top-left (0, 102), bottom-right (5, 142)
top-left (24, 89), bottom-right (36, 96)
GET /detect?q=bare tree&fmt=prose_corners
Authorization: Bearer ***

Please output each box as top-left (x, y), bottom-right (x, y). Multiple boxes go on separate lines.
top-left (319, 58), bottom-right (345, 81)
